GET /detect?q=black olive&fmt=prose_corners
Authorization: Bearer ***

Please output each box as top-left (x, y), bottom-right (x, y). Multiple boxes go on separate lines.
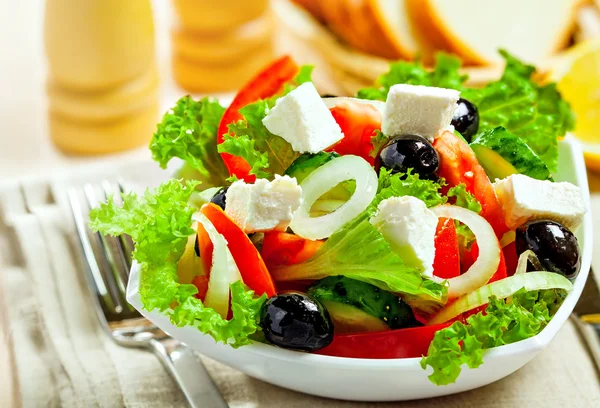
top-left (260, 293), bottom-right (334, 352)
top-left (515, 220), bottom-right (581, 280)
top-left (374, 135), bottom-right (439, 180)
top-left (451, 98), bottom-right (479, 142)
top-left (210, 187), bottom-right (228, 210)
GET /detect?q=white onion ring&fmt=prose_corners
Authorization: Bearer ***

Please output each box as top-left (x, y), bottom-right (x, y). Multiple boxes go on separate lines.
top-left (431, 205), bottom-right (501, 299)
top-left (192, 212), bottom-right (242, 318)
top-left (290, 155), bottom-right (378, 240)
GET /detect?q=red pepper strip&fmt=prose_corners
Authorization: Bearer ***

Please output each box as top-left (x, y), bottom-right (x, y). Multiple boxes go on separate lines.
top-left (200, 203), bottom-right (277, 297)
top-left (433, 131), bottom-right (509, 238)
top-left (191, 275), bottom-right (209, 300)
top-left (432, 218), bottom-right (460, 279)
top-left (316, 322), bottom-right (453, 359)
top-left (217, 56), bottom-right (299, 181)
top-left (327, 101), bottom-right (382, 164)
top-left (503, 241), bottom-right (519, 277)
top-left (462, 241), bottom-right (507, 283)
top-left (261, 231), bottom-right (324, 269)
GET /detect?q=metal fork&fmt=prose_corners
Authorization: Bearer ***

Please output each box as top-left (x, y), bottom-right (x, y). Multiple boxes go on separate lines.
top-left (67, 181), bottom-right (228, 408)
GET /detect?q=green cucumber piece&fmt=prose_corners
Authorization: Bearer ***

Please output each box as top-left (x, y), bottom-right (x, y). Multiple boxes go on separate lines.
top-left (470, 127), bottom-right (552, 181)
top-left (321, 300), bottom-right (389, 334)
top-left (285, 152), bottom-right (340, 183)
top-left (285, 152), bottom-right (355, 209)
top-left (308, 276), bottom-right (417, 330)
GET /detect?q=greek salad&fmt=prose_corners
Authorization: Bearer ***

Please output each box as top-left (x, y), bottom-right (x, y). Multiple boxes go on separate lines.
top-left (90, 51), bottom-right (586, 386)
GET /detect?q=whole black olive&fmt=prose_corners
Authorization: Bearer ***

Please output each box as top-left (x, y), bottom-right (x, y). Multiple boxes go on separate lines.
top-left (374, 134), bottom-right (439, 180)
top-left (515, 220), bottom-right (581, 280)
top-left (451, 98), bottom-right (479, 142)
top-left (260, 293), bottom-right (334, 352)
top-left (210, 187), bottom-right (228, 210)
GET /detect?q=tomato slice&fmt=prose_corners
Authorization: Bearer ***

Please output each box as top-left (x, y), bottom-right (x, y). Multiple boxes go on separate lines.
top-left (432, 217), bottom-right (460, 279)
top-left (200, 203), bottom-right (277, 297)
top-left (316, 322), bottom-right (452, 359)
top-left (327, 101), bottom-right (382, 164)
top-left (217, 56), bottom-right (299, 181)
top-left (433, 131), bottom-right (509, 238)
top-left (261, 232), bottom-right (324, 269)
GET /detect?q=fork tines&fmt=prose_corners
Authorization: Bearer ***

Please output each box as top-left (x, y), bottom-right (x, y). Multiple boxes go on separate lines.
top-left (68, 181), bottom-right (139, 322)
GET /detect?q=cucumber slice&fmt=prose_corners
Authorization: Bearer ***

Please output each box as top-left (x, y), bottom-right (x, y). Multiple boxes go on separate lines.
top-left (284, 152), bottom-right (340, 184)
top-left (308, 276), bottom-right (417, 331)
top-left (470, 127), bottom-right (551, 181)
top-left (321, 300), bottom-right (389, 334)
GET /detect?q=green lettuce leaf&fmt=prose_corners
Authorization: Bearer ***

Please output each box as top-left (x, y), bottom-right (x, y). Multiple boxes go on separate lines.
top-left (447, 184), bottom-right (482, 214)
top-left (462, 50), bottom-right (575, 172)
top-left (375, 168), bottom-right (447, 209)
top-left (89, 180), bottom-right (266, 347)
top-left (421, 287), bottom-right (567, 385)
top-left (270, 211), bottom-right (446, 306)
top-left (357, 53), bottom-right (467, 100)
top-left (149, 96), bottom-right (229, 188)
top-left (217, 67), bottom-right (314, 178)
top-left (446, 184), bottom-right (481, 248)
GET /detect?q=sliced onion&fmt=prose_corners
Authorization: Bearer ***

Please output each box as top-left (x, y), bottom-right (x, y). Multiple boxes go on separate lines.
top-left (192, 212), bottom-right (242, 318)
top-left (431, 205), bottom-right (500, 299)
top-left (515, 250), bottom-right (544, 275)
top-left (290, 155), bottom-right (378, 240)
top-left (427, 272), bottom-right (573, 325)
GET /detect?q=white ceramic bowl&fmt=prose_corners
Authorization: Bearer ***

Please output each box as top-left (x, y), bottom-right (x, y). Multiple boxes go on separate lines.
top-left (126, 138), bottom-right (592, 402)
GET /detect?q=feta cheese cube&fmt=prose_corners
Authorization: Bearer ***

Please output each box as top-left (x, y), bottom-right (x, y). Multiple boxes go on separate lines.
top-left (493, 174), bottom-right (586, 231)
top-left (225, 175), bottom-right (302, 233)
top-left (369, 196), bottom-right (438, 277)
top-left (382, 84), bottom-right (460, 141)
top-left (262, 82), bottom-right (344, 153)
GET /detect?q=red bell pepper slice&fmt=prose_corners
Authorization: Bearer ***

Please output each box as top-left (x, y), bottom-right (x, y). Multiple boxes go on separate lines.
top-left (191, 275), bottom-right (209, 300)
top-left (199, 203), bottom-right (277, 297)
top-left (217, 56), bottom-right (300, 181)
top-left (432, 217), bottom-right (460, 279)
top-left (327, 101), bottom-right (382, 164)
top-left (261, 231), bottom-right (324, 269)
top-left (316, 322), bottom-right (452, 359)
top-left (503, 241), bottom-right (519, 277)
top-left (461, 241), bottom-right (507, 283)
top-left (433, 131), bottom-right (509, 238)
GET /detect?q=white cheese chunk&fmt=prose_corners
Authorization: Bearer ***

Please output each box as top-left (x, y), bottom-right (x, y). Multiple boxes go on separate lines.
top-left (369, 196), bottom-right (438, 277)
top-left (225, 175), bottom-right (302, 233)
top-left (493, 174), bottom-right (586, 231)
top-left (382, 84), bottom-right (460, 141)
top-left (262, 82), bottom-right (344, 153)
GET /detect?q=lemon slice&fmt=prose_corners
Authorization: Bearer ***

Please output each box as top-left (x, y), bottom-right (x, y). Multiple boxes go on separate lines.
top-left (548, 39), bottom-right (600, 171)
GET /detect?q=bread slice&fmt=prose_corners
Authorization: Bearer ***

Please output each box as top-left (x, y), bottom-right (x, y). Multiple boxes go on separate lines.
top-left (364, 0), bottom-right (419, 60)
top-left (291, 0), bottom-right (326, 22)
top-left (406, 0), bottom-right (581, 65)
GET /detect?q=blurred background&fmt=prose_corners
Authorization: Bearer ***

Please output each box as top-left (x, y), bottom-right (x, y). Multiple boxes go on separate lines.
top-left (1, 0), bottom-right (600, 176)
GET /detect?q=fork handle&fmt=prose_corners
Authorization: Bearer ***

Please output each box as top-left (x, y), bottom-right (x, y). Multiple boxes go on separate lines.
top-left (148, 338), bottom-right (228, 408)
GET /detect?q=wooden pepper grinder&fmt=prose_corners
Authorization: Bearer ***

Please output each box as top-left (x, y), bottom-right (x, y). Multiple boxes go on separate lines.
top-left (171, 0), bottom-right (275, 93)
top-left (44, 0), bottom-right (159, 154)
